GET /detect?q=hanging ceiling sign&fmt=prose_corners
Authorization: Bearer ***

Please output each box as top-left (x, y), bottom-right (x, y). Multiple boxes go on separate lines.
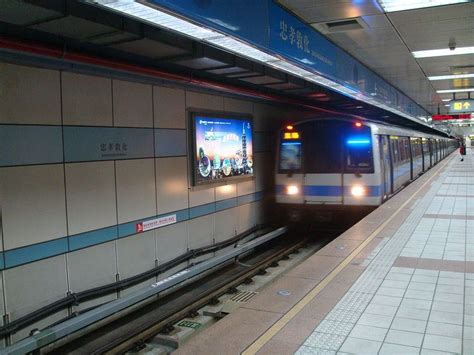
top-left (432, 114), bottom-right (472, 121)
top-left (449, 99), bottom-right (474, 113)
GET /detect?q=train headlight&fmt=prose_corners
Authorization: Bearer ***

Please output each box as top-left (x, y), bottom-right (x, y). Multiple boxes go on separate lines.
top-left (286, 185), bottom-right (299, 195)
top-left (351, 185), bottom-right (366, 197)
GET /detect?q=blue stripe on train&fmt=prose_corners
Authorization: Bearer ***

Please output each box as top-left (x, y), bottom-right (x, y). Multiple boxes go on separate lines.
top-left (276, 185), bottom-right (381, 197)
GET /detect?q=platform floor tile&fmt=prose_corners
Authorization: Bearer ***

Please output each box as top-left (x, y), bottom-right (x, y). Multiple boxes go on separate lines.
top-left (297, 155), bottom-right (474, 354)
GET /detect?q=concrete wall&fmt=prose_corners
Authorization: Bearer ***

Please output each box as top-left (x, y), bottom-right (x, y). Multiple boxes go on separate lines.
top-left (0, 62), bottom-right (308, 343)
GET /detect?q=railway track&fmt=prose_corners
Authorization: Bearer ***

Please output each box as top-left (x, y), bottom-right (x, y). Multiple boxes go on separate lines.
top-left (44, 225), bottom-right (343, 355)
top-left (43, 230), bottom-right (318, 354)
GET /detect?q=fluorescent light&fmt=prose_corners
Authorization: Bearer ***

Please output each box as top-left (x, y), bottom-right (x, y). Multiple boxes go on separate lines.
top-left (413, 46), bottom-right (474, 58)
top-left (437, 88), bottom-right (474, 93)
top-left (207, 36), bottom-right (278, 62)
top-left (445, 104), bottom-right (450, 107)
top-left (442, 99), bottom-right (451, 102)
top-left (428, 73), bottom-right (474, 80)
top-left (95, 1), bottom-right (222, 40)
top-left (266, 60), bottom-right (314, 77)
top-left (378, 0), bottom-right (469, 12)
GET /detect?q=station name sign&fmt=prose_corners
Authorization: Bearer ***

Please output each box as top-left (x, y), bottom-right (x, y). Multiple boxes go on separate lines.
top-left (432, 114), bottom-right (472, 121)
top-left (448, 99), bottom-right (474, 114)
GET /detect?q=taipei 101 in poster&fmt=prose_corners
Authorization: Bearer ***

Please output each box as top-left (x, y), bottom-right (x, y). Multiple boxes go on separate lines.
top-left (193, 115), bottom-right (254, 185)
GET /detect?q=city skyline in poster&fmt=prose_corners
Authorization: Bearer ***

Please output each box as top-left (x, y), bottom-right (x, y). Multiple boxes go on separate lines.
top-left (193, 115), bottom-right (254, 185)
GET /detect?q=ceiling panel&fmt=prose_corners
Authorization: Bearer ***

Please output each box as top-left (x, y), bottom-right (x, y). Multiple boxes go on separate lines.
top-left (278, 1), bottom-right (474, 115)
top-left (278, 0), bottom-right (382, 23)
top-left (110, 38), bottom-right (189, 59)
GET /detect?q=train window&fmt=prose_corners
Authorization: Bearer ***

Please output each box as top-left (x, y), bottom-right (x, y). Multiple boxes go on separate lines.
top-left (391, 137), bottom-right (400, 163)
top-left (279, 141), bottom-right (302, 171)
top-left (344, 126), bottom-right (373, 173)
top-left (302, 121), bottom-right (343, 173)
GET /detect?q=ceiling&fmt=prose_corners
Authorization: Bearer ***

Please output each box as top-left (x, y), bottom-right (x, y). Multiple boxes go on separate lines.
top-left (278, 0), bottom-right (474, 115)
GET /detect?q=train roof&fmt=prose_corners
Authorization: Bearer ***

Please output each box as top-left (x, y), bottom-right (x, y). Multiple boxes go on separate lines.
top-left (292, 117), bottom-right (453, 140)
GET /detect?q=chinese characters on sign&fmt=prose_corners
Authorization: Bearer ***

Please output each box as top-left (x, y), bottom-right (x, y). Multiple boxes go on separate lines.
top-left (278, 19), bottom-right (333, 67)
top-left (449, 99), bottom-right (474, 114)
top-left (100, 142), bottom-right (128, 158)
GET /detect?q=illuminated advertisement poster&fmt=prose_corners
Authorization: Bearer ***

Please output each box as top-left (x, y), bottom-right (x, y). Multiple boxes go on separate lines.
top-left (192, 114), bottom-right (254, 185)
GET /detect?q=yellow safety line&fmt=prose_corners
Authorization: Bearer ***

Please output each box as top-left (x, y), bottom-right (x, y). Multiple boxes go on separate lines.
top-left (242, 157), bottom-right (451, 355)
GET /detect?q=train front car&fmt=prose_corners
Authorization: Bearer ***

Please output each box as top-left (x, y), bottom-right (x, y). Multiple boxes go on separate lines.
top-left (276, 118), bottom-right (381, 224)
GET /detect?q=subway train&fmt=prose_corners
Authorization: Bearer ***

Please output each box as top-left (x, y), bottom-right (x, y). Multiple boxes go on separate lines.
top-left (275, 117), bottom-right (457, 221)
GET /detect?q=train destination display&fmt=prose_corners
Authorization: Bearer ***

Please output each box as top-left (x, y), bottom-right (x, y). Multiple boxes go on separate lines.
top-left (192, 114), bottom-right (254, 185)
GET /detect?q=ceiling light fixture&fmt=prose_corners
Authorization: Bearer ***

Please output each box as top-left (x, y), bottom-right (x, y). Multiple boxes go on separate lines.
top-left (442, 99), bottom-right (451, 102)
top-left (378, 0), bottom-right (469, 12)
top-left (413, 46), bottom-right (474, 58)
top-left (428, 73), bottom-right (474, 80)
top-left (437, 88), bottom-right (474, 93)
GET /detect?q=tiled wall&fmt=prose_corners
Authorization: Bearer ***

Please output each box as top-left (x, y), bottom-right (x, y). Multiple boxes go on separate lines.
top-left (0, 62), bottom-right (308, 342)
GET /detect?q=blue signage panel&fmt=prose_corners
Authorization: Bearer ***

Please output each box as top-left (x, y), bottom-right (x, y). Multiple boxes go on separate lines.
top-left (144, 0), bottom-right (429, 120)
top-left (268, 4), bottom-right (337, 78)
top-left (64, 127), bottom-right (154, 162)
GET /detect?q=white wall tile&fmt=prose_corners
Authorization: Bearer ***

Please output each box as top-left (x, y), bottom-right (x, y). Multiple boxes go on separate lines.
top-left (189, 187), bottom-right (215, 207)
top-left (215, 208), bottom-right (237, 243)
top-left (65, 161), bottom-right (117, 235)
top-left (187, 214), bottom-right (214, 249)
top-left (113, 80), bottom-right (153, 127)
top-left (223, 97), bottom-right (253, 114)
top-left (156, 222), bottom-right (188, 263)
top-left (116, 231), bottom-right (156, 279)
top-left (215, 184), bottom-right (237, 201)
top-left (254, 200), bottom-right (265, 225)
top-left (155, 157), bottom-right (189, 214)
top-left (237, 180), bottom-right (256, 196)
top-left (4, 255), bottom-right (68, 319)
top-left (0, 165), bottom-right (67, 250)
top-left (116, 158), bottom-right (156, 223)
top-left (0, 63), bottom-right (61, 125)
top-left (186, 91), bottom-right (224, 111)
top-left (154, 86), bottom-right (186, 128)
top-left (68, 241), bottom-right (117, 292)
top-left (254, 152), bottom-right (272, 192)
top-left (237, 203), bottom-right (255, 234)
top-left (62, 72), bottom-right (112, 126)
top-left (253, 103), bottom-right (281, 132)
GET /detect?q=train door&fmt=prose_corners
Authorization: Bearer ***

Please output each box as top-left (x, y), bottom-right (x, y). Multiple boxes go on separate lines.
top-left (429, 139), bottom-right (433, 166)
top-left (379, 135), bottom-right (391, 199)
top-left (408, 138), bottom-right (414, 180)
top-left (302, 121), bottom-right (343, 204)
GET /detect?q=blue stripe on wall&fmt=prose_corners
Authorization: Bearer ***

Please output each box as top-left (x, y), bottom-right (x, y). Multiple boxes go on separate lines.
top-left (69, 226), bottom-right (118, 251)
top-left (155, 129), bottom-right (187, 157)
top-left (189, 202), bottom-right (216, 219)
top-left (64, 126), bottom-right (154, 162)
top-left (216, 197), bottom-right (237, 211)
top-left (2, 192), bottom-right (263, 269)
top-left (4, 238), bottom-right (68, 268)
top-left (0, 125), bottom-right (63, 166)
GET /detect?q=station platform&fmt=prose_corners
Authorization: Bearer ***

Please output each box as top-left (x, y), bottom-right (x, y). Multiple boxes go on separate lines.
top-left (175, 151), bottom-right (474, 355)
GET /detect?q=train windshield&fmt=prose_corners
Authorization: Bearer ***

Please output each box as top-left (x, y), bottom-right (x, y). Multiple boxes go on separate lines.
top-left (279, 141), bottom-right (302, 171)
top-left (344, 126), bottom-right (374, 173)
